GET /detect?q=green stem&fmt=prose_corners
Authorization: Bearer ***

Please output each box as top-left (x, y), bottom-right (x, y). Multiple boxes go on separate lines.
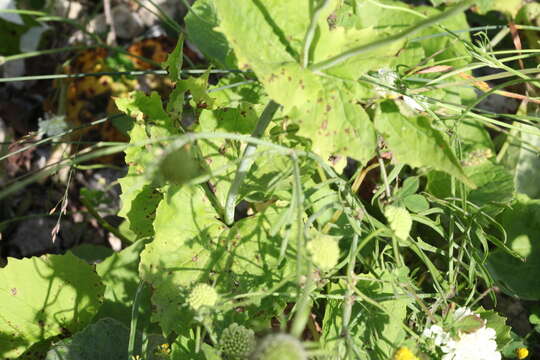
top-left (302, 0), bottom-right (331, 68)
top-left (309, 0), bottom-right (475, 73)
top-left (342, 234), bottom-right (358, 359)
top-left (377, 154), bottom-right (391, 199)
top-left (290, 156), bottom-right (312, 338)
top-left (128, 280), bottom-right (145, 359)
top-left (224, 100), bottom-right (280, 225)
top-left (0, 69), bottom-right (247, 83)
top-left (80, 193), bottom-right (132, 247)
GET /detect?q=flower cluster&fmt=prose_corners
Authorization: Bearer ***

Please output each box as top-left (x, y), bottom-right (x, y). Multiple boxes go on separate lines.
top-left (220, 323), bottom-right (255, 359)
top-left (423, 308), bottom-right (501, 360)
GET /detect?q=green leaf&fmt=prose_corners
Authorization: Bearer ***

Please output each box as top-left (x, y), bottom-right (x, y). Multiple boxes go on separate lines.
top-left (403, 194), bottom-right (429, 213)
top-left (214, 1), bottom-right (377, 165)
top-left (466, 162), bottom-right (514, 213)
top-left (504, 124), bottom-right (540, 199)
top-left (488, 194), bottom-right (540, 300)
top-left (185, 0), bottom-right (233, 67)
top-left (478, 309), bottom-right (512, 349)
top-left (139, 185), bottom-right (225, 335)
top-left (427, 160), bottom-right (514, 215)
top-left (385, 205), bottom-right (412, 242)
top-left (46, 318), bottom-right (129, 360)
top-left (95, 240), bottom-right (156, 331)
top-left (397, 177), bottom-right (420, 198)
top-left (476, 0), bottom-right (522, 16)
top-left (163, 35), bottom-right (184, 82)
top-left (375, 100), bottom-right (474, 188)
top-left (453, 315), bottom-right (484, 333)
top-left (337, 1), bottom-right (471, 67)
top-left (0, 253), bottom-right (104, 358)
top-left (70, 244), bottom-right (114, 264)
top-left (115, 91), bottom-right (181, 239)
top-left (321, 268), bottom-right (410, 359)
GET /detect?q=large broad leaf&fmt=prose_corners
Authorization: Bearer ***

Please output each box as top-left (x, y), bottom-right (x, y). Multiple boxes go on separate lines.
top-left (214, 0), bottom-right (379, 165)
top-left (185, 0), bottom-right (233, 67)
top-left (375, 100), bottom-right (474, 188)
top-left (139, 186), bottom-right (294, 335)
top-left (138, 185), bottom-right (226, 335)
top-left (502, 123), bottom-right (540, 200)
top-left (427, 160), bottom-right (513, 216)
top-left (488, 194), bottom-right (540, 300)
top-left (0, 253), bottom-right (104, 358)
top-left (45, 317), bottom-right (166, 360)
top-left (95, 240), bottom-right (157, 332)
top-left (321, 267), bottom-right (410, 359)
top-left (46, 318), bottom-right (128, 360)
top-left (115, 91), bottom-right (181, 239)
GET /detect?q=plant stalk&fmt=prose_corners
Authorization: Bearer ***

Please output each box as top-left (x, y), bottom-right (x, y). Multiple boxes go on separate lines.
top-left (224, 100), bottom-right (280, 225)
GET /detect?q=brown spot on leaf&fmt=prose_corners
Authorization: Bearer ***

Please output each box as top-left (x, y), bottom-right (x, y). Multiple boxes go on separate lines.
top-left (321, 119), bottom-right (328, 130)
top-left (10, 288), bottom-right (16, 296)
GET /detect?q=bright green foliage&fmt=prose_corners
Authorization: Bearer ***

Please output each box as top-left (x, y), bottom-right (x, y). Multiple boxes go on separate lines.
top-left (95, 240), bottom-right (155, 330)
top-left (188, 283), bottom-right (219, 310)
top-left (139, 185), bottom-right (224, 334)
top-left (115, 91), bottom-right (180, 239)
top-left (252, 334), bottom-right (307, 360)
top-left (479, 309), bottom-right (513, 349)
top-left (214, 0), bottom-right (377, 165)
top-left (375, 100), bottom-right (474, 188)
top-left (488, 194), bottom-right (540, 300)
top-left (185, 0), bottom-right (233, 67)
top-left (4, 0), bottom-right (530, 356)
top-left (427, 161), bottom-right (514, 215)
top-left (0, 253), bottom-right (104, 358)
top-left (45, 318), bottom-right (129, 360)
top-left (220, 323), bottom-right (256, 359)
top-left (321, 268), bottom-right (410, 359)
top-left (307, 234), bottom-right (340, 271)
top-left (163, 35), bottom-right (184, 82)
top-left (385, 205), bottom-right (413, 242)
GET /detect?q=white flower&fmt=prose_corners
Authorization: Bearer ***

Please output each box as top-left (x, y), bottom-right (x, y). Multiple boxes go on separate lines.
top-left (422, 324), bottom-right (452, 347)
top-left (442, 326), bottom-right (501, 360)
top-left (422, 308), bottom-right (502, 360)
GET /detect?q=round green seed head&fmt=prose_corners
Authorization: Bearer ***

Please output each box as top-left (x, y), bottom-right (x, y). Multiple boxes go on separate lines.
top-left (306, 235), bottom-right (340, 271)
top-left (252, 334), bottom-right (307, 360)
top-left (188, 283), bottom-right (218, 310)
top-left (220, 323), bottom-right (255, 358)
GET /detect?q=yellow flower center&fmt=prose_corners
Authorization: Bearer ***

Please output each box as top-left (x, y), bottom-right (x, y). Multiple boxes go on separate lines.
top-left (516, 347), bottom-right (529, 360)
top-left (393, 347), bottom-right (419, 360)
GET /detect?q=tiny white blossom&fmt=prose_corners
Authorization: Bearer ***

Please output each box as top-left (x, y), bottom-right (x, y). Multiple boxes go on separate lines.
top-left (38, 115), bottom-right (67, 137)
top-left (422, 324), bottom-right (452, 347)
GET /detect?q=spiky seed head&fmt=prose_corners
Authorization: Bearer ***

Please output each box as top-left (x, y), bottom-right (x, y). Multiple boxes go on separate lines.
top-left (188, 283), bottom-right (218, 310)
top-left (220, 323), bottom-right (255, 359)
top-left (252, 334), bottom-right (307, 360)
